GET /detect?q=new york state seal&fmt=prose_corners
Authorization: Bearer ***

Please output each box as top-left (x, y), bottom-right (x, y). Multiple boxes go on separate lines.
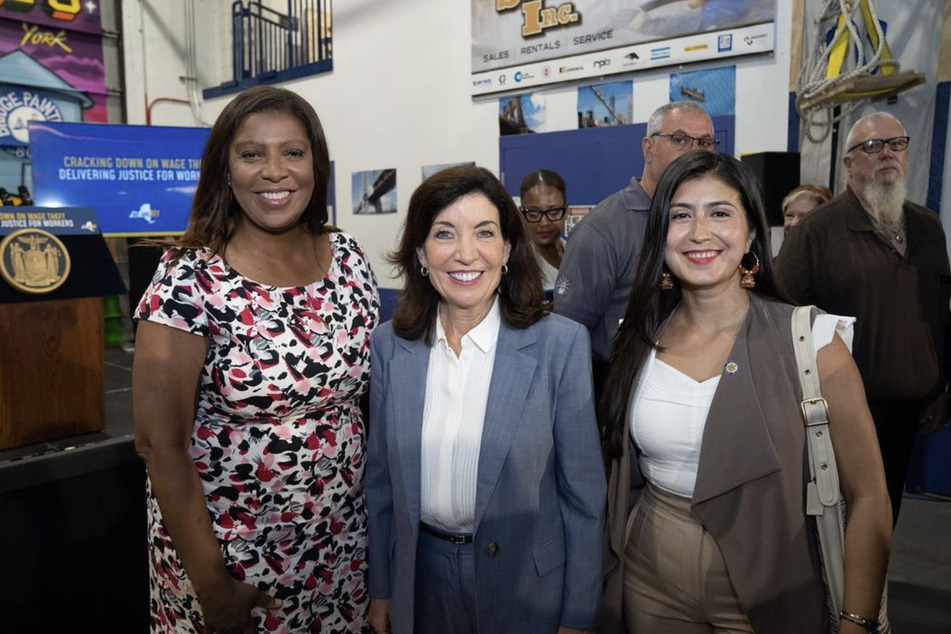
top-left (0, 228), bottom-right (71, 294)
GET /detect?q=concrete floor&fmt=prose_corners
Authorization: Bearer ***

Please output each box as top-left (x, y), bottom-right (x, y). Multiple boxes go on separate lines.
top-left (888, 495), bottom-right (951, 633)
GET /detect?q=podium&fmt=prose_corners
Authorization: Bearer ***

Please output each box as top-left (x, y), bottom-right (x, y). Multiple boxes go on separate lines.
top-left (0, 207), bottom-right (126, 450)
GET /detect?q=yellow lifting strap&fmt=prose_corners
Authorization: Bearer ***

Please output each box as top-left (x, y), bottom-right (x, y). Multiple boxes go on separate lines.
top-left (824, 0), bottom-right (898, 80)
top-left (825, 12), bottom-right (851, 79)
top-left (858, 0), bottom-right (898, 75)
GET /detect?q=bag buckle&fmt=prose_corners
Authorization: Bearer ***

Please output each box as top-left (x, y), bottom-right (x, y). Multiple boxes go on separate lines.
top-left (801, 397), bottom-right (829, 427)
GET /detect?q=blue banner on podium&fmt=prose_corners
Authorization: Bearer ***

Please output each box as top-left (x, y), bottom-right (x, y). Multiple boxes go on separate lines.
top-left (0, 206), bottom-right (100, 236)
top-left (29, 121), bottom-right (210, 237)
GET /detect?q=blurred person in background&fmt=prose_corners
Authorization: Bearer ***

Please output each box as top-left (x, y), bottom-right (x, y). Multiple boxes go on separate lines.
top-left (777, 111), bottom-right (951, 526)
top-left (519, 169), bottom-right (568, 307)
top-left (782, 184), bottom-right (833, 234)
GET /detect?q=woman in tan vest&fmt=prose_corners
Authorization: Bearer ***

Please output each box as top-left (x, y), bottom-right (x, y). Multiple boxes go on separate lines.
top-left (599, 151), bottom-right (891, 634)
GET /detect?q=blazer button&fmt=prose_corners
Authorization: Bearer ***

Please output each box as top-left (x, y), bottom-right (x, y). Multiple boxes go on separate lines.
top-left (486, 542), bottom-right (499, 557)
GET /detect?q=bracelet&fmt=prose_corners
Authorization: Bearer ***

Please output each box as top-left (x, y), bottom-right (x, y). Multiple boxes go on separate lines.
top-left (840, 610), bottom-right (879, 632)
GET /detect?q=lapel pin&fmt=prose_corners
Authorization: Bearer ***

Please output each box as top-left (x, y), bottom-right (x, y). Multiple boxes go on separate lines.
top-left (724, 360), bottom-right (740, 375)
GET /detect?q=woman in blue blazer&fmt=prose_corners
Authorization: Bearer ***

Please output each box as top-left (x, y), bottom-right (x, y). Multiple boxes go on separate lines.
top-left (366, 165), bottom-right (605, 634)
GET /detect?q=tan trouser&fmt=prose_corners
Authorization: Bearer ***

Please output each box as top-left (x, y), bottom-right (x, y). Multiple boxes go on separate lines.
top-left (622, 484), bottom-right (754, 634)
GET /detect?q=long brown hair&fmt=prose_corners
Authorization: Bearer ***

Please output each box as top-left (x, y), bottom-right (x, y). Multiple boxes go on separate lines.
top-left (389, 165), bottom-right (544, 343)
top-left (600, 151), bottom-right (786, 458)
top-left (151, 85), bottom-right (332, 253)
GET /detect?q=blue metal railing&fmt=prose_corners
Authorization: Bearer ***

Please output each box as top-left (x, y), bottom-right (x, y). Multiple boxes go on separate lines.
top-left (229, 0), bottom-right (332, 85)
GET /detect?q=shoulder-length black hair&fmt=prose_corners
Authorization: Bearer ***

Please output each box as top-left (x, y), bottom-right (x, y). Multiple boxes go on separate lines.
top-left (600, 151), bottom-right (786, 458)
top-left (388, 164), bottom-right (544, 343)
top-left (158, 85), bottom-right (332, 253)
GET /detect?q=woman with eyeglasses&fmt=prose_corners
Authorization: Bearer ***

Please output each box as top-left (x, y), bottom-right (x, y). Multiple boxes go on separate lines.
top-left (519, 170), bottom-right (568, 304)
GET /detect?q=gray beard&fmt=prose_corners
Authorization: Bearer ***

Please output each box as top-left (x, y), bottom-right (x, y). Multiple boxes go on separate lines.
top-left (861, 178), bottom-right (906, 224)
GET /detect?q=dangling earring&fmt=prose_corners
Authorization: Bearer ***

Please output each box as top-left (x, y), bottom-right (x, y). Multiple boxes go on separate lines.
top-left (417, 248), bottom-right (428, 277)
top-left (660, 272), bottom-right (674, 291)
top-left (738, 252), bottom-right (760, 289)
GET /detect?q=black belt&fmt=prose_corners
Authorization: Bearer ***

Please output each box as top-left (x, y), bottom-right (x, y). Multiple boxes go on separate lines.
top-left (420, 523), bottom-right (473, 544)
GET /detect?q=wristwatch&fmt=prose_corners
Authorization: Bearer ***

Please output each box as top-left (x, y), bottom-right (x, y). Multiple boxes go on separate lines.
top-left (840, 610), bottom-right (879, 632)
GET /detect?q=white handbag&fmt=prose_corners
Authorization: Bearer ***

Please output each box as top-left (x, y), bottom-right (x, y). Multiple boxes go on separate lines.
top-left (791, 305), bottom-right (889, 633)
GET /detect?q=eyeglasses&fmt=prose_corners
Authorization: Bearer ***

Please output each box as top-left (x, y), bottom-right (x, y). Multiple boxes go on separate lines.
top-left (651, 132), bottom-right (719, 150)
top-left (846, 136), bottom-right (910, 154)
top-left (520, 205), bottom-right (567, 223)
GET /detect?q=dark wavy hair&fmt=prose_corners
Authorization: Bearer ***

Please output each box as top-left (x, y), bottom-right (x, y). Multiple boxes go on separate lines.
top-left (153, 85), bottom-right (332, 253)
top-left (519, 169), bottom-right (566, 199)
top-left (389, 165), bottom-right (544, 343)
top-left (600, 151), bottom-right (786, 458)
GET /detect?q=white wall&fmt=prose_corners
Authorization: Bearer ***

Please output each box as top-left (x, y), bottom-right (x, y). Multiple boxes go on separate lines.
top-left (122, 0), bottom-right (793, 290)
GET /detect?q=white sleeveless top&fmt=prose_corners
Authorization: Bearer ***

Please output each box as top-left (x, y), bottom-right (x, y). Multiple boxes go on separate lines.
top-left (629, 314), bottom-right (855, 498)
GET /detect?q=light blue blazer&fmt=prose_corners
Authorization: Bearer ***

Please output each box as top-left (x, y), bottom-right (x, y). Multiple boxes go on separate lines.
top-left (366, 313), bottom-right (606, 633)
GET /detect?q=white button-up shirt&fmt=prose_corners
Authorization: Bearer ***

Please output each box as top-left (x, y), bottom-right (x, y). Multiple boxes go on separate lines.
top-left (419, 299), bottom-right (501, 534)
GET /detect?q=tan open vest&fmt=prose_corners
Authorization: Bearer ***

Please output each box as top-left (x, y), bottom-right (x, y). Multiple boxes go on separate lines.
top-left (601, 295), bottom-right (826, 634)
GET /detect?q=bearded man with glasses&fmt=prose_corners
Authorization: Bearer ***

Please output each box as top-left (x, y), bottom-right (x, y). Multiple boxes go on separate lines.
top-left (554, 101), bottom-right (716, 378)
top-left (777, 111), bottom-right (951, 525)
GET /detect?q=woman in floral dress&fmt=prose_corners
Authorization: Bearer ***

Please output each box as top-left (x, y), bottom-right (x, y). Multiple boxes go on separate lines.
top-left (133, 86), bottom-right (379, 634)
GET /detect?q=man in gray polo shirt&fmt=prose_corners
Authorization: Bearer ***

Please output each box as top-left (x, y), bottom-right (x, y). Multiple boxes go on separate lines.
top-left (554, 101), bottom-right (716, 367)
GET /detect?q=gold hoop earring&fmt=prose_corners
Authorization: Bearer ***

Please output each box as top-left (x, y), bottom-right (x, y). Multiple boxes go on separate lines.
top-left (738, 252), bottom-right (760, 289)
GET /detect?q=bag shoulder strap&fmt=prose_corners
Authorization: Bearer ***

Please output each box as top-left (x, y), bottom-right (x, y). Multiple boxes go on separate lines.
top-left (791, 306), bottom-right (841, 510)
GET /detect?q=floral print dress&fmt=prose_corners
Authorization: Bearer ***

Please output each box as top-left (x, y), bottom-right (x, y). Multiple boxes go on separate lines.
top-left (135, 231), bottom-right (379, 633)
